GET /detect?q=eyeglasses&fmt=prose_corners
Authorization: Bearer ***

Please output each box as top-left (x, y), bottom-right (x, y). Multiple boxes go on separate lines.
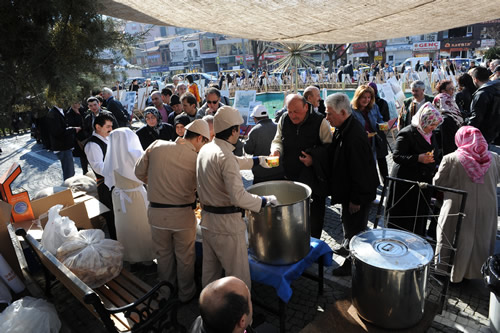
top-left (207, 100), bottom-right (218, 104)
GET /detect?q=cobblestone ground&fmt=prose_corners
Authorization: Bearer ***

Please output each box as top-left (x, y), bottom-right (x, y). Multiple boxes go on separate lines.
top-left (1, 132), bottom-right (498, 333)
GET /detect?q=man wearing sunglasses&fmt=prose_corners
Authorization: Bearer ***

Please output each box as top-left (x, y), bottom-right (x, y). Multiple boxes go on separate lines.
top-left (196, 87), bottom-right (226, 119)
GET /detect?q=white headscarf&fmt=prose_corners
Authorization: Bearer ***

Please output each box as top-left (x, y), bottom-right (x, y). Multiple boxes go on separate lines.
top-left (103, 128), bottom-right (144, 189)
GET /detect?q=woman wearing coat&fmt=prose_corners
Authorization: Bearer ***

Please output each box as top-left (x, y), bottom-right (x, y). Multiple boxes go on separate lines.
top-left (387, 102), bottom-right (443, 236)
top-left (433, 80), bottom-right (464, 155)
top-left (351, 84), bottom-right (388, 182)
top-left (136, 107), bottom-right (175, 150)
top-left (433, 126), bottom-right (500, 283)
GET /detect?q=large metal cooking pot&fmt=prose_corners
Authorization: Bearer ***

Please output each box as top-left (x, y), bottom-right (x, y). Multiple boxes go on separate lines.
top-left (246, 181), bottom-right (311, 265)
top-left (350, 228), bottom-right (433, 329)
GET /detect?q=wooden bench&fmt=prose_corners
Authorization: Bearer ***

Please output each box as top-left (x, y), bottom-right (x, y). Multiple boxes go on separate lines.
top-left (15, 227), bottom-right (185, 333)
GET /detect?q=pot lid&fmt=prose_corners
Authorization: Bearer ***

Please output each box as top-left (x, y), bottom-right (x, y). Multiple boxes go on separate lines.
top-left (349, 228), bottom-right (434, 271)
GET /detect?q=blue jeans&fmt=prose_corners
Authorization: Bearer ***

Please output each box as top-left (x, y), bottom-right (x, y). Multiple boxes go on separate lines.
top-left (55, 150), bottom-right (75, 180)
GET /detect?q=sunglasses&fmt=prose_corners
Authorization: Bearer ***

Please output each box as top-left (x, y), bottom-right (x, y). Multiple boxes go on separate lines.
top-left (207, 100), bottom-right (218, 104)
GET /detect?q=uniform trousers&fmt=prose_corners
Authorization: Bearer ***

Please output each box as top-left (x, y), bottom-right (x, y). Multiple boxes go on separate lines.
top-left (149, 208), bottom-right (196, 302)
top-left (201, 228), bottom-right (251, 290)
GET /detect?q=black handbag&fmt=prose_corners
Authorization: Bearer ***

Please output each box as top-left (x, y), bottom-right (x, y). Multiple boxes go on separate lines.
top-left (481, 254), bottom-right (500, 296)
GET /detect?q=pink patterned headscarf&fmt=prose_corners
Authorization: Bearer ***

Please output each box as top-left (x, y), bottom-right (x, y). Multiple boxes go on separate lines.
top-left (411, 102), bottom-right (443, 144)
top-left (455, 126), bottom-right (492, 183)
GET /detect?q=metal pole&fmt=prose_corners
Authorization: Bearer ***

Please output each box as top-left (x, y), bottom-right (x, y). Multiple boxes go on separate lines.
top-left (241, 39), bottom-right (248, 70)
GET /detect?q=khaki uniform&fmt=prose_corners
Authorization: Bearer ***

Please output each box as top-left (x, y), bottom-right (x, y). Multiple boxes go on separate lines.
top-left (134, 138), bottom-right (198, 301)
top-left (197, 138), bottom-right (262, 289)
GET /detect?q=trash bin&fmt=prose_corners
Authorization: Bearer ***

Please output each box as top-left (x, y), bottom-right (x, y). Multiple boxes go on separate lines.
top-left (482, 254), bottom-right (500, 333)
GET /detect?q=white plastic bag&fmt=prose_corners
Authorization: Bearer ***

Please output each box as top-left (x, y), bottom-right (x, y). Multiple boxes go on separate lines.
top-left (41, 204), bottom-right (78, 255)
top-left (56, 229), bottom-right (124, 288)
top-left (0, 296), bottom-right (61, 333)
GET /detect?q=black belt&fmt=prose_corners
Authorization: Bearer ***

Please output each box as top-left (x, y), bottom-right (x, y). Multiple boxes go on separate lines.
top-left (203, 205), bottom-right (244, 215)
top-left (150, 202), bottom-right (196, 209)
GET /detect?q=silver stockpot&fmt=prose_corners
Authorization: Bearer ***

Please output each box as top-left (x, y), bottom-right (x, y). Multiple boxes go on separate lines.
top-left (350, 228), bottom-right (434, 329)
top-left (246, 181), bottom-right (311, 265)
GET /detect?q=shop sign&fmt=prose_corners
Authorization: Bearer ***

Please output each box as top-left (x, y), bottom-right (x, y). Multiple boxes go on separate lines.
top-left (481, 39), bottom-right (496, 47)
top-left (169, 41), bottom-right (184, 52)
top-left (413, 42), bottom-right (440, 51)
top-left (385, 44), bottom-right (413, 52)
top-left (442, 41), bottom-right (475, 48)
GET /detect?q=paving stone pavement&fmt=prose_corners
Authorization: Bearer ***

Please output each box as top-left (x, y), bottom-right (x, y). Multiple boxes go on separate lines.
top-left (1, 132), bottom-right (499, 333)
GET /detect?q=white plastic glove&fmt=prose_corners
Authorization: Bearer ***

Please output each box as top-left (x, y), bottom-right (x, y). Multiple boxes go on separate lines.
top-left (258, 156), bottom-right (272, 169)
top-left (264, 195), bottom-right (279, 206)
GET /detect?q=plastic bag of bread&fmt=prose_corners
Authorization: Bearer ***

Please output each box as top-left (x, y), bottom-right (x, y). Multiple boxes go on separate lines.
top-left (56, 229), bottom-right (124, 288)
top-left (41, 205), bottom-right (78, 255)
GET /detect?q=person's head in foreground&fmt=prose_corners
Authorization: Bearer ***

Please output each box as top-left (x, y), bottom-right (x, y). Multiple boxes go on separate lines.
top-left (198, 276), bottom-right (252, 333)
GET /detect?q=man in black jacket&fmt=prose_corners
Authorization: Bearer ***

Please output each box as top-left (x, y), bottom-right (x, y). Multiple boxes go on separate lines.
top-left (468, 66), bottom-right (500, 151)
top-left (46, 105), bottom-right (81, 180)
top-left (82, 97), bottom-right (118, 140)
top-left (102, 87), bottom-right (129, 127)
top-left (270, 94), bottom-right (332, 238)
top-left (324, 93), bottom-right (379, 275)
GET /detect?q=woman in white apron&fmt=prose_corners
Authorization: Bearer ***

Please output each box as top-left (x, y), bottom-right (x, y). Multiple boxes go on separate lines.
top-left (103, 128), bottom-right (154, 263)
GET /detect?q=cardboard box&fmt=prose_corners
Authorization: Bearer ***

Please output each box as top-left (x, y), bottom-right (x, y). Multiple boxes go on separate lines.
top-left (30, 189), bottom-right (109, 230)
top-left (0, 201), bottom-right (24, 280)
top-left (0, 189), bottom-right (111, 280)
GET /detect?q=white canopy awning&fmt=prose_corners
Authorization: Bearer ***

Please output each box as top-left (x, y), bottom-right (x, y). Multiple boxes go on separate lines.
top-left (98, 0), bottom-right (500, 43)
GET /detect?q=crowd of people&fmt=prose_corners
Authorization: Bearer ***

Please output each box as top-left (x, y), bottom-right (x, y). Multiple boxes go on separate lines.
top-left (38, 59), bottom-right (500, 331)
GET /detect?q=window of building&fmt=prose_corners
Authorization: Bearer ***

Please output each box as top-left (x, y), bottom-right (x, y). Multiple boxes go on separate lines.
top-left (449, 27), bottom-right (467, 38)
top-left (443, 30), bottom-right (448, 39)
top-left (194, 49), bottom-right (199, 58)
top-left (466, 26), bottom-right (473, 37)
top-left (160, 27), bottom-right (167, 37)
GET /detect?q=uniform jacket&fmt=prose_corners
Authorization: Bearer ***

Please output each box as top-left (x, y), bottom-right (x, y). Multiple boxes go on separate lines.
top-left (134, 138), bottom-right (198, 229)
top-left (196, 138), bottom-right (262, 234)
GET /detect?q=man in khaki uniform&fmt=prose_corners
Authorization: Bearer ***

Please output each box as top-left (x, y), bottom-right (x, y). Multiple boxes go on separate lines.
top-left (197, 106), bottom-right (277, 289)
top-left (134, 120), bottom-right (210, 302)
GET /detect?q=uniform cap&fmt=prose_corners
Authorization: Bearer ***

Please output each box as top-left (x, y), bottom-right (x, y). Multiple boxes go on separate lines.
top-left (185, 119), bottom-right (210, 140)
top-left (250, 104), bottom-right (268, 118)
top-left (214, 106), bottom-right (244, 133)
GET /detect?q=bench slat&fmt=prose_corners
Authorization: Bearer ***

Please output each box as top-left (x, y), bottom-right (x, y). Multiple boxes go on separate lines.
top-left (120, 269), bottom-right (153, 293)
top-left (112, 275), bottom-right (160, 311)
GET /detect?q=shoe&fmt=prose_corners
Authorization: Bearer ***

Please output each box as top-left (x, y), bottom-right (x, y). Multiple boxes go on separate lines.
top-left (331, 261), bottom-right (352, 276)
top-left (332, 245), bottom-right (350, 257)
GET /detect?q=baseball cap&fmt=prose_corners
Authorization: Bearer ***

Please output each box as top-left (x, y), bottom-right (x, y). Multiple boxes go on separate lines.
top-left (185, 119), bottom-right (210, 140)
top-left (250, 105), bottom-right (268, 118)
top-left (214, 106), bottom-right (244, 133)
